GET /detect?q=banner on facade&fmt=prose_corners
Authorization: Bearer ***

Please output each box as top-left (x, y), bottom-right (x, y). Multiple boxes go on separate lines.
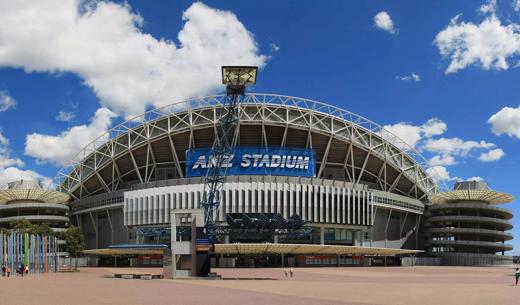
top-left (185, 147), bottom-right (316, 178)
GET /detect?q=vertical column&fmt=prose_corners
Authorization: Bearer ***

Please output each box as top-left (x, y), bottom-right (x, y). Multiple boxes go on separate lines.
top-left (319, 186), bottom-right (324, 223)
top-left (313, 185), bottom-right (318, 223)
top-left (320, 227), bottom-right (325, 245)
top-left (283, 183), bottom-right (289, 218)
top-left (325, 186), bottom-right (330, 223)
top-left (218, 188), bottom-right (225, 222)
top-left (341, 188), bottom-right (346, 224)
top-left (295, 184), bottom-right (301, 216)
top-left (347, 189), bottom-right (351, 224)
top-left (331, 187), bottom-right (336, 224)
top-left (231, 185), bottom-right (237, 213)
top-left (289, 184), bottom-right (294, 217)
top-left (356, 190), bottom-right (360, 225)
top-left (301, 184), bottom-right (309, 220)
top-left (276, 183), bottom-right (282, 215)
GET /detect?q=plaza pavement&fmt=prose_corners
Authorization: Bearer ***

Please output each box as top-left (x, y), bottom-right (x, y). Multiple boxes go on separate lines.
top-left (0, 266), bottom-right (519, 305)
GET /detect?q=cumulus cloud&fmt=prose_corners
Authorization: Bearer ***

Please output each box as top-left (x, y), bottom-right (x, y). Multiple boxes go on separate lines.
top-left (423, 137), bottom-right (495, 157)
top-left (515, 0), bottom-right (520, 12)
top-left (0, 0), bottom-right (267, 117)
top-left (0, 91), bottom-right (16, 112)
top-left (270, 43), bottom-right (280, 53)
top-left (0, 167), bottom-right (52, 189)
top-left (0, 130), bottom-right (50, 188)
top-left (427, 165), bottom-right (459, 182)
top-left (488, 105), bottom-right (520, 139)
top-left (429, 155), bottom-right (456, 166)
top-left (383, 118), bottom-right (447, 148)
top-left (374, 11), bottom-right (398, 35)
top-left (396, 73), bottom-right (421, 82)
top-left (25, 107), bottom-right (116, 166)
top-left (479, 0), bottom-right (497, 15)
top-left (434, 7), bottom-right (520, 73)
top-left (465, 176), bottom-right (484, 182)
top-left (478, 148), bottom-right (505, 161)
top-left (56, 110), bottom-right (76, 122)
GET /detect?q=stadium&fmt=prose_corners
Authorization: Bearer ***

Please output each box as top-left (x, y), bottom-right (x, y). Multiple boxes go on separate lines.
top-left (53, 93), bottom-right (513, 268)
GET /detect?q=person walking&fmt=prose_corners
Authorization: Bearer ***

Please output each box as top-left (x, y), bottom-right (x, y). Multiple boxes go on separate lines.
top-left (290, 267), bottom-right (294, 278)
top-left (24, 265), bottom-right (29, 275)
top-left (19, 264), bottom-right (24, 277)
top-left (515, 268), bottom-right (520, 286)
top-left (1, 263), bottom-right (5, 277)
top-left (284, 268), bottom-right (288, 278)
top-left (6, 266), bottom-right (11, 277)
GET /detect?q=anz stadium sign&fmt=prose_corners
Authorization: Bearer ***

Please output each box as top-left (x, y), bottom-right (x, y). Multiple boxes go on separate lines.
top-left (186, 147), bottom-right (315, 178)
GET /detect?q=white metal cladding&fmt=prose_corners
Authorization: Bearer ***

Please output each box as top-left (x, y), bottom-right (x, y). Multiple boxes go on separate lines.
top-left (56, 94), bottom-right (444, 201)
top-left (124, 182), bottom-right (377, 227)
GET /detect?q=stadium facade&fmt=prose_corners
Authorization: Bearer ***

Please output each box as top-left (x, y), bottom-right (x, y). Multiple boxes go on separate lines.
top-left (54, 94), bottom-right (513, 267)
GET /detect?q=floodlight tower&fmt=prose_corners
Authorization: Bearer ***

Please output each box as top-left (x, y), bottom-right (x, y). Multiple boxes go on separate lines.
top-left (201, 66), bottom-right (258, 234)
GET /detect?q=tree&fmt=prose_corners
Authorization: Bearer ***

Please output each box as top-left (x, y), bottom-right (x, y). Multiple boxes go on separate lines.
top-left (31, 223), bottom-right (54, 236)
top-left (61, 226), bottom-right (85, 271)
top-left (9, 218), bottom-right (33, 231)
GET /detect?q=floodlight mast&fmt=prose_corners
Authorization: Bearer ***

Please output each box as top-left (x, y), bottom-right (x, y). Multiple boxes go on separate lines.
top-left (200, 66), bottom-right (258, 235)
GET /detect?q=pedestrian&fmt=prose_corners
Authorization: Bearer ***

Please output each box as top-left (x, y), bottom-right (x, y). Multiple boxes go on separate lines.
top-left (284, 268), bottom-right (288, 278)
top-left (1, 263), bottom-right (5, 277)
top-left (24, 265), bottom-right (29, 275)
top-left (515, 268), bottom-right (520, 286)
top-left (290, 267), bottom-right (294, 278)
top-left (19, 264), bottom-right (24, 277)
top-left (6, 266), bottom-right (11, 277)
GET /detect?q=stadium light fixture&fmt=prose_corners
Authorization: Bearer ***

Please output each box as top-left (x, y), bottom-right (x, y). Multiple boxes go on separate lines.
top-left (221, 66), bottom-right (257, 94)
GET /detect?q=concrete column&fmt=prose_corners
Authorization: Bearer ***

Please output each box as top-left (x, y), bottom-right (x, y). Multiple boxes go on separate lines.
top-left (320, 226), bottom-right (325, 245)
top-left (274, 235), bottom-right (279, 244)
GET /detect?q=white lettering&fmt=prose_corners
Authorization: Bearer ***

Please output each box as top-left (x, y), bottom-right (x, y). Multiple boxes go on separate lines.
top-left (241, 154), bottom-right (251, 167)
top-left (258, 154), bottom-right (270, 168)
top-left (270, 155), bottom-right (281, 168)
top-left (192, 155), bottom-right (207, 169)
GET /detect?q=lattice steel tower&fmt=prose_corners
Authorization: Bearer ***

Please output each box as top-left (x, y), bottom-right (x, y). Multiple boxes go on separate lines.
top-left (200, 66), bottom-right (258, 233)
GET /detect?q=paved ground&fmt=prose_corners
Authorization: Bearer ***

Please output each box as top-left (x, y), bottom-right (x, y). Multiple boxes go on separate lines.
top-left (0, 266), bottom-right (519, 305)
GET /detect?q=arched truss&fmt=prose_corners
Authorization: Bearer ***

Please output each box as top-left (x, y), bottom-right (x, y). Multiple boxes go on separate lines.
top-left (55, 94), bottom-right (444, 201)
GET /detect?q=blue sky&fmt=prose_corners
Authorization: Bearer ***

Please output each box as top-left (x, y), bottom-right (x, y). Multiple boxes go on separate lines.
top-left (0, 0), bottom-right (519, 252)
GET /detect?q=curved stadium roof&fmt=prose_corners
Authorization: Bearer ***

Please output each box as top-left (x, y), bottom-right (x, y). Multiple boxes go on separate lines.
top-left (55, 94), bottom-right (443, 201)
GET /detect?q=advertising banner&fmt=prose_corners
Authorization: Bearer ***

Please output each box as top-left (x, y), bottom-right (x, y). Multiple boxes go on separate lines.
top-left (185, 147), bottom-right (315, 178)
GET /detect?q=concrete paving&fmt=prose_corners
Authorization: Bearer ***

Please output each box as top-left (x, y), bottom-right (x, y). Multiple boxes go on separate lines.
top-left (0, 266), bottom-right (519, 305)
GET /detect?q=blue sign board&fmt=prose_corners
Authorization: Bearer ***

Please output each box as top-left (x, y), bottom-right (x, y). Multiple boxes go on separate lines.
top-left (185, 147), bottom-right (315, 178)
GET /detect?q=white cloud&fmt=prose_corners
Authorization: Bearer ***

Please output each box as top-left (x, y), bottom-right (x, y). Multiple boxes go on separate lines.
top-left (0, 167), bottom-right (52, 189)
top-left (423, 137), bottom-right (495, 157)
top-left (434, 11), bottom-right (520, 73)
top-left (0, 1), bottom-right (267, 118)
top-left (383, 118), bottom-right (447, 148)
top-left (396, 73), bottom-right (421, 82)
top-left (465, 176), bottom-right (484, 182)
top-left (421, 118), bottom-right (447, 137)
top-left (515, 0), bottom-right (520, 12)
top-left (270, 43), bottom-right (280, 53)
top-left (479, 0), bottom-right (496, 15)
top-left (25, 107), bottom-right (116, 166)
top-left (0, 130), bottom-right (50, 188)
top-left (488, 105), bottom-right (520, 139)
top-left (56, 110), bottom-right (76, 122)
top-left (429, 155), bottom-right (456, 166)
top-left (427, 165), bottom-right (459, 182)
top-left (478, 148), bottom-right (505, 161)
top-left (374, 11), bottom-right (398, 35)
top-left (0, 91), bottom-right (16, 112)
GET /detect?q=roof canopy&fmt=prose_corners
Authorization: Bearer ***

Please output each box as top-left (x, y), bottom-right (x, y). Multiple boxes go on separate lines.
top-left (56, 94), bottom-right (441, 201)
top-left (429, 189), bottom-right (513, 205)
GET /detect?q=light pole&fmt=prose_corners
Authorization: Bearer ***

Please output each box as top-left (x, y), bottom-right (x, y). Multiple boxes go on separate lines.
top-left (200, 66), bottom-right (258, 234)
